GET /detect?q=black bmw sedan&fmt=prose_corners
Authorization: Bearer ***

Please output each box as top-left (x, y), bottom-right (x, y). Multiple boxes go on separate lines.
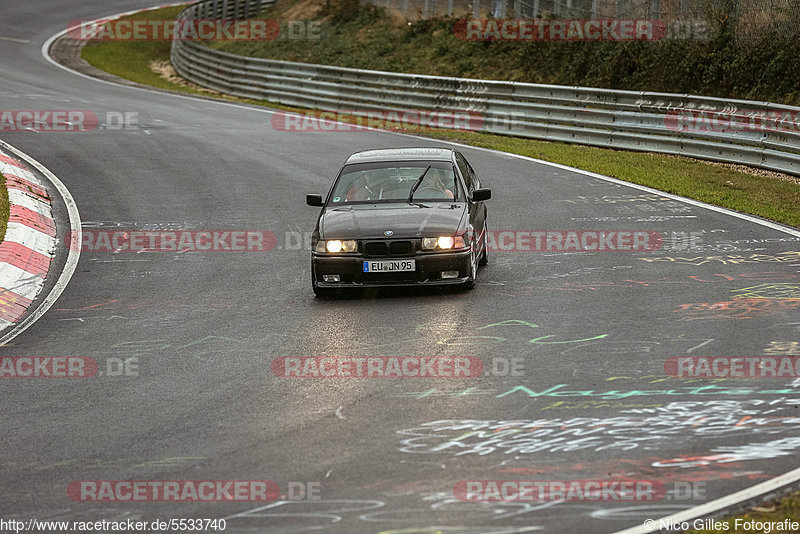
top-left (306, 147), bottom-right (491, 296)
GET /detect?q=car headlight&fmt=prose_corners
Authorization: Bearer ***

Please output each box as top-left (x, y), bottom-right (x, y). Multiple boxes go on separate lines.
top-left (315, 239), bottom-right (358, 253)
top-left (422, 236), bottom-right (466, 250)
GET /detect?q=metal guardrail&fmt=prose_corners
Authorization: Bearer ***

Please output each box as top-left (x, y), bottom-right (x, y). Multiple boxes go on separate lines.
top-left (171, 0), bottom-right (800, 177)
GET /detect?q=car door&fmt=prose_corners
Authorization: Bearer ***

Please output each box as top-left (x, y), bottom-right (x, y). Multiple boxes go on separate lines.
top-left (455, 152), bottom-right (486, 252)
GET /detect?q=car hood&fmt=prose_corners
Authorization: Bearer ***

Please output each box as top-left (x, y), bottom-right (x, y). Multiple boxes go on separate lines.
top-left (319, 203), bottom-right (466, 239)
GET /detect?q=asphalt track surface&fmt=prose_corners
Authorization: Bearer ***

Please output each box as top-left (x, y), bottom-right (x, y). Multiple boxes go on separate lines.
top-left (3, 1), bottom-right (800, 532)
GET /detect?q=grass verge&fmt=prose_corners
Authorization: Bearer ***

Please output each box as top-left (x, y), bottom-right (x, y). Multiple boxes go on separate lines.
top-left (80, 4), bottom-right (800, 230)
top-left (210, 0), bottom-right (800, 106)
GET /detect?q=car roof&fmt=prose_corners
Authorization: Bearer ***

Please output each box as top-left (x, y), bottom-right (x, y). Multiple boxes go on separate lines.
top-left (344, 147), bottom-right (455, 164)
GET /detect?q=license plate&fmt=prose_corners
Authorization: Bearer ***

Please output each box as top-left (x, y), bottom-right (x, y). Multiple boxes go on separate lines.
top-left (363, 259), bottom-right (415, 272)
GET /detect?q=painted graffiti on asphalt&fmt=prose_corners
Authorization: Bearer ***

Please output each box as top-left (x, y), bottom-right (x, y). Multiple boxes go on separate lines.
top-left (397, 399), bottom-right (800, 456)
top-left (675, 298), bottom-right (800, 319)
top-left (396, 383), bottom-right (800, 400)
top-left (639, 251), bottom-right (800, 265)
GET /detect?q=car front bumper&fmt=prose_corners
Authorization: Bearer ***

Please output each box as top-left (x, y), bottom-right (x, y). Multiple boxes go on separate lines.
top-left (312, 250), bottom-right (472, 287)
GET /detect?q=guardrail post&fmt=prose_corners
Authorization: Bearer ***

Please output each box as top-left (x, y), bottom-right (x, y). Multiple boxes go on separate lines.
top-left (473, 0), bottom-right (480, 17)
top-left (533, 0), bottom-right (539, 17)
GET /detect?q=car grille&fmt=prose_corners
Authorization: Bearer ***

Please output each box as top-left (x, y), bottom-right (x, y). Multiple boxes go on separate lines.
top-left (364, 242), bottom-right (388, 257)
top-left (389, 241), bottom-right (413, 255)
top-left (364, 240), bottom-right (414, 257)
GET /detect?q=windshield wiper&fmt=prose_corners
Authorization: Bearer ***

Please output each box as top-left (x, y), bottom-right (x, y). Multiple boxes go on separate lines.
top-left (407, 165), bottom-right (431, 204)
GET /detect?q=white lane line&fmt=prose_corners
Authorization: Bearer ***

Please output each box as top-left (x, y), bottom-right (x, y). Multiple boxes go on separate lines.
top-left (0, 139), bottom-right (81, 345)
top-left (0, 36), bottom-right (30, 44)
top-left (613, 464), bottom-right (800, 533)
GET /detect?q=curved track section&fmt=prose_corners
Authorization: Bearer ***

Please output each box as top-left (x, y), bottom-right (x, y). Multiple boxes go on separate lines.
top-left (2, 2), bottom-right (800, 532)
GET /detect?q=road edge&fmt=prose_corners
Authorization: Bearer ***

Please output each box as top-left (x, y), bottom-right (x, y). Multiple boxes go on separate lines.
top-left (613, 466), bottom-right (800, 533)
top-left (0, 140), bottom-right (81, 345)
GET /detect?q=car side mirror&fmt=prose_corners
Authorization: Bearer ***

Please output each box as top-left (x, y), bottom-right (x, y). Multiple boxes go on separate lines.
top-left (471, 188), bottom-right (491, 202)
top-left (306, 194), bottom-right (324, 207)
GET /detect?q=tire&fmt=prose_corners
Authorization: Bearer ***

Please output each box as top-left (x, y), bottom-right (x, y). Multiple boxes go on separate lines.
top-left (462, 246), bottom-right (477, 290)
top-left (478, 222), bottom-right (489, 267)
top-left (313, 285), bottom-right (337, 298)
top-left (312, 265), bottom-right (337, 298)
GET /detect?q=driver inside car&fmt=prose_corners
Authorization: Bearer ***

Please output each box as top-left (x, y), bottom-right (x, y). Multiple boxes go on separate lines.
top-left (346, 171), bottom-right (385, 201)
top-left (420, 169), bottom-right (454, 199)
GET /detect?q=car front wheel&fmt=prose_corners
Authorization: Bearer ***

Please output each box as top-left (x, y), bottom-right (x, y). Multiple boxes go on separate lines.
top-left (462, 246), bottom-right (477, 289)
top-left (312, 265), bottom-right (337, 298)
top-left (479, 222), bottom-right (489, 267)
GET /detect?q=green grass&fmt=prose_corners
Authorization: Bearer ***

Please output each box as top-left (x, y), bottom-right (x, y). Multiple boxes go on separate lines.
top-left (422, 130), bottom-right (800, 227)
top-left (81, 6), bottom-right (185, 92)
top-left (80, 3), bottom-right (800, 229)
top-left (0, 172), bottom-right (8, 243)
top-left (209, 0), bottom-right (800, 106)
top-left (80, 5), bottom-right (299, 110)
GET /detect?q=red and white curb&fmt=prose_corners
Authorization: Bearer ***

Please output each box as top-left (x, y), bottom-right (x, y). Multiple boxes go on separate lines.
top-left (0, 149), bottom-right (56, 330)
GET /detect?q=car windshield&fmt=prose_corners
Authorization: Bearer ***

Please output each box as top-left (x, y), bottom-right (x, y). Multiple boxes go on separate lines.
top-left (329, 160), bottom-right (460, 204)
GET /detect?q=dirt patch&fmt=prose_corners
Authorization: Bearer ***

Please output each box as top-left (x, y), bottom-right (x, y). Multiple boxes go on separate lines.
top-left (280, 0), bottom-right (322, 20)
top-left (149, 60), bottom-right (221, 95)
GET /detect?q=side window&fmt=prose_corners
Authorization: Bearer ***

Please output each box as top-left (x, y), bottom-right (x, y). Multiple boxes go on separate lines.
top-left (455, 153), bottom-right (472, 192)
top-left (467, 160), bottom-right (480, 190)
